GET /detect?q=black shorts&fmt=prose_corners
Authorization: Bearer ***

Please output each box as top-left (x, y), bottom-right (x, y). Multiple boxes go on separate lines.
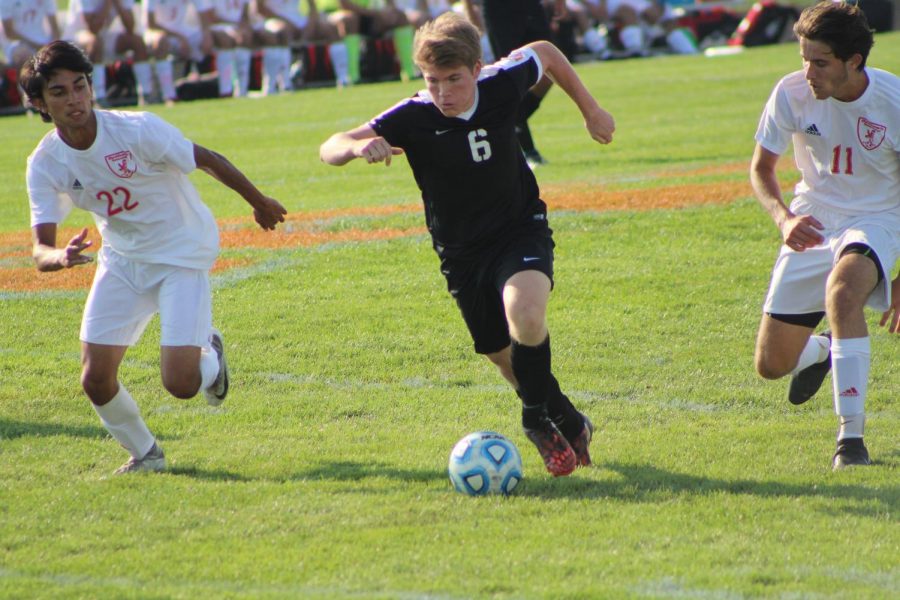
top-left (441, 229), bottom-right (555, 355)
top-left (483, 0), bottom-right (552, 58)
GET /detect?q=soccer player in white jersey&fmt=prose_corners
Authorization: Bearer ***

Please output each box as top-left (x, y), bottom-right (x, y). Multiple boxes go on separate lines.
top-left (20, 41), bottom-right (287, 474)
top-left (0, 0), bottom-right (59, 69)
top-left (252, 0), bottom-right (350, 91)
top-left (321, 13), bottom-right (615, 477)
top-left (143, 0), bottom-right (216, 103)
top-left (208, 0), bottom-right (254, 97)
top-left (63, 0), bottom-right (159, 105)
top-left (750, 1), bottom-right (900, 471)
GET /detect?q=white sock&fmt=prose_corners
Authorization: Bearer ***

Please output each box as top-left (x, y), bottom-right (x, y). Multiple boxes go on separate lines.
top-left (156, 58), bottom-right (176, 101)
top-left (619, 26), bottom-right (644, 53)
top-left (831, 336), bottom-right (869, 440)
top-left (199, 346), bottom-right (219, 390)
top-left (328, 42), bottom-right (350, 87)
top-left (92, 384), bottom-right (155, 459)
top-left (583, 28), bottom-right (607, 54)
top-left (667, 28), bottom-right (698, 55)
top-left (92, 64), bottom-right (107, 100)
top-left (480, 34), bottom-right (495, 64)
top-left (791, 334), bottom-right (831, 376)
top-left (216, 49), bottom-right (235, 96)
top-left (234, 47), bottom-right (252, 96)
top-left (262, 48), bottom-right (279, 94)
top-left (133, 61), bottom-right (155, 99)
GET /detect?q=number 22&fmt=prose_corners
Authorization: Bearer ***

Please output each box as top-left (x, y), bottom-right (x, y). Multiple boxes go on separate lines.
top-left (97, 187), bottom-right (138, 216)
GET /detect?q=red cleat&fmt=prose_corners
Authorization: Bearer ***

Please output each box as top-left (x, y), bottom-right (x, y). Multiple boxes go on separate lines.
top-left (524, 419), bottom-right (577, 477)
top-left (568, 413), bottom-right (594, 467)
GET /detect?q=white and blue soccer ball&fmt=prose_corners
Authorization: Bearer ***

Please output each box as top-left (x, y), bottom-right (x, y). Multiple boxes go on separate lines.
top-left (448, 431), bottom-right (523, 496)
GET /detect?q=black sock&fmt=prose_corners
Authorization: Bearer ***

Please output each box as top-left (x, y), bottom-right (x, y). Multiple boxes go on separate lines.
top-left (515, 119), bottom-right (536, 154)
top-left (546, 375), bottom-right (582, 441)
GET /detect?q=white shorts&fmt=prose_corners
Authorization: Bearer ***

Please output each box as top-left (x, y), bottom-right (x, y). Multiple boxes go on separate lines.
top-left (80, 250), bottom-right (213, 348)
top-left (259, 15), bottom-right (307, 31)
top-left (763, 199), bottom-right (900, 316)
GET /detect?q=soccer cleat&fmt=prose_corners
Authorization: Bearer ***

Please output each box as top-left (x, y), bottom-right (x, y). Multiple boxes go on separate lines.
top-left (567, 412), bottom-right (594, 467)
top-left (787, 331), bottom-right (832, 405)
top-left (832, 438), bottom-right (871, 471)
top-left (114, 442), bottom-right (166, 475)
top-left (524, 418), bottom-right (577, 477)
top-left (204, 328), bottom-right (229, 406)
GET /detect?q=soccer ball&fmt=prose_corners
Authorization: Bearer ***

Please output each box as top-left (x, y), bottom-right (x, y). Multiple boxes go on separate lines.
top-left (448, 431), bottom-right (523, 496)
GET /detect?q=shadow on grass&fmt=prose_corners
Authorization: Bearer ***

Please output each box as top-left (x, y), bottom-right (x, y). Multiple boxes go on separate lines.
top-left (166, 460), bottom-right (447, 485)
top-left (518, 461), bottom-right (899, 513)
top-left (0, 418), bottom-right (107, 441)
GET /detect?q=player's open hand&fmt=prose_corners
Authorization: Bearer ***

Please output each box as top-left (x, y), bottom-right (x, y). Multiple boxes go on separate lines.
top-left (781, 213), bottom-right (824, 251)
top-left (253, 196), bottom-right (287, 231)
top-left (59, 228), bottom-right (93, 268)
top-left (585, 107), bottom-right (615, 144)
top-left (356, 137), bottom-right (404, 166)
top-left (879, 276), bottom-right (900, 333)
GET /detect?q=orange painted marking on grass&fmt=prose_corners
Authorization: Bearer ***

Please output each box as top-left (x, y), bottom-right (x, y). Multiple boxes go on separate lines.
top-left (544, 181), bottom-right (757, 212)
top-left (219, 226), bottom-right (425, 249)
top-left (1, 176), bottom-right (788, 292)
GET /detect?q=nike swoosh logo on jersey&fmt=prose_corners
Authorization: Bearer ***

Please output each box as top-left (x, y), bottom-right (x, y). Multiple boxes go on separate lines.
top-left (435, 129), bottom-right (451, 135)
top-left (523, 257), bottom-right (541, 262)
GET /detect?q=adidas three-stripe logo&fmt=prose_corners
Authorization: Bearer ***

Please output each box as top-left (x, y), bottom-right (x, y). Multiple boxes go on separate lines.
top-left (804, 124), bottom-right (821, 136)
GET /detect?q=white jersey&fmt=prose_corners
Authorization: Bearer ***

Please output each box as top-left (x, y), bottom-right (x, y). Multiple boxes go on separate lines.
top-left (64, 0), bottom-right (137, 39)
top-left (27, 110), bottom-right (219, 270)
top-left (756, 68), bottom-right (900, 217)
top-left (0, 0), bottom-right (56, 45)
top-left (211, 0), bottom-right (247, 24)
top-left (144, 0), bottom-right (210, 34)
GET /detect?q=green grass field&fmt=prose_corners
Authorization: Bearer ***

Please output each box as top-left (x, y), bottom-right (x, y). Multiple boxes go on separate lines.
top-left (1, 37), bottom-right (899, 598)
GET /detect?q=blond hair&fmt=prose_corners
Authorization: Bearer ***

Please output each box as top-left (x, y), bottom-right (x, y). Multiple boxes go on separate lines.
top-left (413, 12), bottom-right (482, 70)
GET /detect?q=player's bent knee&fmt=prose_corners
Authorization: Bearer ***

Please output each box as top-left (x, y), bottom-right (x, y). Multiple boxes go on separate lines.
top-left (161, 372), bottom-right (201, 399)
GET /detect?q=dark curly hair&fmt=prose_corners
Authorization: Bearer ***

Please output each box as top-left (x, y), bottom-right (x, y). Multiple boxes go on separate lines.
top-left (19, 40), bottom-right (94, 123)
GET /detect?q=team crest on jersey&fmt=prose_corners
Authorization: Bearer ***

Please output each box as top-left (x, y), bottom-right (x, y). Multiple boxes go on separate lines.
top-left (857, 117), bottom-right (886, 151)
top-left (104, 150), bottom-right (137, 178)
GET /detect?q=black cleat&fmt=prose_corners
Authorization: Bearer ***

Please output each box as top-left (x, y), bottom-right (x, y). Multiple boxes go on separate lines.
top-left (832, 437), bottom-right (871, 471)
top-left (788, 331), bottom-right (832, 405)
top-left (566, 412), bottom-right (594, 467)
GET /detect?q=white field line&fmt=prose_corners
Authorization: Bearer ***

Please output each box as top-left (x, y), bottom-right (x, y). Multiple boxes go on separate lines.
top-left (0, 568), bottom-right (465, 600)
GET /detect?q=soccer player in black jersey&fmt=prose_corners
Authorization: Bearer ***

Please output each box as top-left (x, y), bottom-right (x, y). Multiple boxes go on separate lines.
top-left (320, 12), bottom-right (614, 477)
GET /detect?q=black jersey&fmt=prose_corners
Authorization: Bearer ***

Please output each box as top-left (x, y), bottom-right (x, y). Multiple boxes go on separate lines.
top-left (370, 48), bottom-right (548, 261)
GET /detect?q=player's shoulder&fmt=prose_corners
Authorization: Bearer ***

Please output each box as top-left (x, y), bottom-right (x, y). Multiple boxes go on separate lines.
top-left (868, 68), bottom-right (900, 99)
top-left (478, 46), bottom-right (542, 84)
top-left (776, 70), bottom-right (810, 96)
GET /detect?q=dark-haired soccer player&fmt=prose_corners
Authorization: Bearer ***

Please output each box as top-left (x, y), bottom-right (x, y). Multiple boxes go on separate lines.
top-left (320, 12), bottom-right (615, 476)
top-left (750, 1), bottom-right (900, 470)
top-left (21, 40), bottom-right (287, 474)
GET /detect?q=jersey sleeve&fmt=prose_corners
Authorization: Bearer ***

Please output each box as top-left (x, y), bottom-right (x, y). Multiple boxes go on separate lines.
top-left (139, 112), bottom-right (196, 174)
top-left (489, 46), bottom-right (543, 99)
top-left (26, 155), bottom-right (73, 227)
top-left (754, 79), bottom-right (794, 155)
top-left (369, 97), bottom-right (416, 148)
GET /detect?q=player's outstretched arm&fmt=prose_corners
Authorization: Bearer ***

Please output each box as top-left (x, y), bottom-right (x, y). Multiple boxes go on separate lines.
top-left (750, 143), bottom-right (823, 252)
top-left (526, 40), bottom-right (614, 144)
top-left (31, 224), bottom-right (93, 272)
top-left (320, 125), bottom-right (404, 167)
top-left (194, 144), bottom-right (287, 231)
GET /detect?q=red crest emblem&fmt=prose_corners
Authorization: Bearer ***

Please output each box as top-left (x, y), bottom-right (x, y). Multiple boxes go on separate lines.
top-left (857, 117), bottom-right (886, 151)
top-left (104, 150), bottom-right (137, 178)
